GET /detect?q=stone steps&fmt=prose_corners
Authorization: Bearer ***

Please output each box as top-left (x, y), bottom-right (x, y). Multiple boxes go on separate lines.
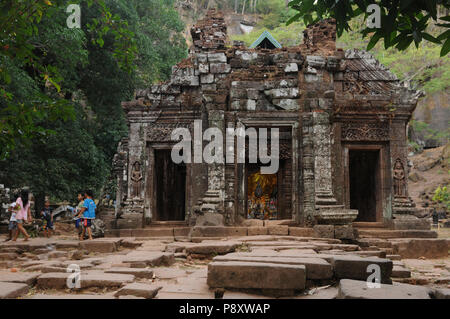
top-left (356, 229), bottom-right (438, 239)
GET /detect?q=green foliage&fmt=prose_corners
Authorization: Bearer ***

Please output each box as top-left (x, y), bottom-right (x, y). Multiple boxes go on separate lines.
top-left (410, 120), bottom-right (450, 145)
top-left (432, 185), bottom-right (450, 209)
top-left (0, 0), bottom-right (187, 206)
top-left (287, 0), bottom-right (450, 56)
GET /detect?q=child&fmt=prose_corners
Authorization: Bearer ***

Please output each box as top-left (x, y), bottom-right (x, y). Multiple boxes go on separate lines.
top-left (5, 194), bottom-right (20, 242)
top-left (74, 191), bottom-right (85, 240)
top-left (40, 200), bottom-right (54, 238)
top-left (76, 190), bottom-right (96, 241)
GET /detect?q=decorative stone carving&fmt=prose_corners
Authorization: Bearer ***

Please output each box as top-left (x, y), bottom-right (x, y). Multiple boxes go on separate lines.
top-left (130, 161), bottom-right (143, 199)
top-left (341, 122), bottom-right (389, 141)
top-left (146, 123), bottom-right (192, 142)
top-left (393, 158), bottom-right (407, 197)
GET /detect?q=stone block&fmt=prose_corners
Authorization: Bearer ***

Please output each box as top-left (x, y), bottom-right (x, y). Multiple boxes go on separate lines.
top-left (331, 256), bottom-right (393, 284)
top-left (390, 239), bottom-right (449, 259)
top-left (0, 272), bottom-right (40, 285)
top-left (105, 268), bottom-right (154, 279)
top-left (432, 288), bottom-right (450, 299)
top-left (207, 52), bottom-right (227, 63)
top-left (313, 225), bottom-right (334, 238)
top-left (288, 227), bottom-right (316, 237)
top-left (334, 225), bottom-right (355, 240)
top-left (79, 240), bottom-right (117, 253)
top-left (209, 63), bottom-right (231, 74)
top-left (0, 282), bottom-right (29, 299)
top-left (174, 227), bottom-right (191, 237)
top-left (248, 227), bottom-right (268, 236)
top-left (267, 225), bottom-right (289, 236)
top-left (337, 279), bottom-right (430, 299)
top-left (207, 261), bottom-right (306, 291)
top-left (195, 212), bottom-right (224, 226)
top-left (200, 73), bottom-right (214, 84)
top-left (213, 255), bottom-right (333, 280)
top-left (391, 266), bottom-right (411, 278)
top-left (191, 226), bottom-right (247, 237)
top-left (115, 283), bottom-right (162, 299)
top-left (284, 63), bottom-right (299, 73)
top-left (185, 242), bottom-right (240, 255)
top-left (36, 273), bottom-right (135, 289)
top-left (131, 228), bottom-right (174, 237)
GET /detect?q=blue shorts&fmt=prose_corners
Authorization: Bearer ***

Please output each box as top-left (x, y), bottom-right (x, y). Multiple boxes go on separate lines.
top-left (75, 219), bottom-right (82, 228)
top-left (8, 221), bottom-right (17, 231)
top-left (44, 221), bottom-right (54, 230)
top-left (82, 219), bottom-right (92, 228)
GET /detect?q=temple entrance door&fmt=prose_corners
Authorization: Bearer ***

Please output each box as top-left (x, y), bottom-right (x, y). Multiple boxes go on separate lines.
top-left (246, 164), bottom-right (279, 220)
top-left (154, 149), bottom-right (186, 221)
top-left (348, 149), bottom-right (381, 222)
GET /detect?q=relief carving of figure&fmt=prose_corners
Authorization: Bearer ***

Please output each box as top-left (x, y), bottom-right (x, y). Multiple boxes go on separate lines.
top-left (393, 159), bottom-right (406, 197)
top-left (131, 161), bottom-right (143, 198)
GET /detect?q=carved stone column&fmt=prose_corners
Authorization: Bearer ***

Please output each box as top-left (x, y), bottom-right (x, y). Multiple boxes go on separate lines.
top-left (313, 111), bottom-right (338, 207)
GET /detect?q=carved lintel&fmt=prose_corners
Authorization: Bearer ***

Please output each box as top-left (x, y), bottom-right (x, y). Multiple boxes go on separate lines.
top-left (341, 122), bottom-right (389, 141)
top-left (146, 122), bottom-right (192, 142)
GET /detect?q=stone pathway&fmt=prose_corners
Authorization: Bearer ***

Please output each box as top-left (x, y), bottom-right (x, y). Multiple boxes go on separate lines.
top-left (0, 234), bottom-right (448, 299)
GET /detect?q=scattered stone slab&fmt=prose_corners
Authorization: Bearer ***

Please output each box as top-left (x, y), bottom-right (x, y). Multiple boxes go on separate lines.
top-left (267, 226), bottom-right (289, 236)
top-left (55, 241), bottom-right (80, 249)
top-left (0, 272), bottom-right (40, 285)
top-left (121, 239), bottom-right (143, 249)
top-left (247, 227), bottom-right (268, 236)
top-left (122, 252), bottom-right (174, 267)
top-left (432, 288), bottom-right (450, 299)
top-left (207, 261), bottom-right (306, 292)
top-left (153, 267), bottom-right (187, 280)
top-left (288, 227), bottom-right (316, 237)
top-left (105, 268), bottom-right (153, 279)
top-left (213, 255), bottom-right (333, 280)
top-left (0, 282), bottom-right (29, 299)
top-left (36, 272), bottom-right (134, 289)
top-left (191, 226), bottom-right (247, 237)
top-left (392, 266), bottom-right (411, 278)
top-left (185, 241), bottom-right (241, 255)
top-left (390, 239), bottom-right (449, 259)
top-left (47, 251), bottom-right (67, 259)
top-left (331, 256), bottom-right (393, 283)
top-left (0, 253), bottom-right (18, 260)
top-left (337, 279), bottom-right (431, 299)
top-left (79, 240), bottom-right (117, 253)
top-left (114, 283), bottom-right (162, 299)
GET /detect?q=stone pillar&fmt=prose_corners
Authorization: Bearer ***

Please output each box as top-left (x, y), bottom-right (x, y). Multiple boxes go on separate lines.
top-left (390, 120), bottom-right (428, 229)
top-left (313, 111), bottom-right (337, 207)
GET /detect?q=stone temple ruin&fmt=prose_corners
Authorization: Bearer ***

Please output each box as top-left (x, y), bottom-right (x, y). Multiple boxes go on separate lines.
top-left (112, 10), bottom-right (426, 239)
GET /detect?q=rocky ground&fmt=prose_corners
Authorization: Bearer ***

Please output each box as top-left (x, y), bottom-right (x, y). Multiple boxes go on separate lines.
top-left (0, 232), bottom-right (449, 299)
top-left (409, 144), bottom-right (449, 214)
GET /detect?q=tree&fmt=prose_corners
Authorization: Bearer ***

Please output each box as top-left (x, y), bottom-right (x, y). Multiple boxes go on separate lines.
top-left (287, 0), bottom-right (450, 56)
top-left (0, 0), bottom-right (187, 210)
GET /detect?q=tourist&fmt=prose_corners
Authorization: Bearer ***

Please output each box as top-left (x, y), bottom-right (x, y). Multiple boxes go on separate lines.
top-left (5, 193), bottom-right (20, 242)
top-left (40, 200), bottom-right (54, 238)
top-left (74, 191), bottom-right (85, 240)
top-left (76, 190), bottom-right (96, 240)
top-left (12, 189), bottom-right (32, 241)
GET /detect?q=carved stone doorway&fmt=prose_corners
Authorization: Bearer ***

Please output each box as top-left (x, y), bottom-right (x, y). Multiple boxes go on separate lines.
top-left (347, 149), bottom-right (382, 222)
top-left (154, 149), bottom-right (186, 221)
